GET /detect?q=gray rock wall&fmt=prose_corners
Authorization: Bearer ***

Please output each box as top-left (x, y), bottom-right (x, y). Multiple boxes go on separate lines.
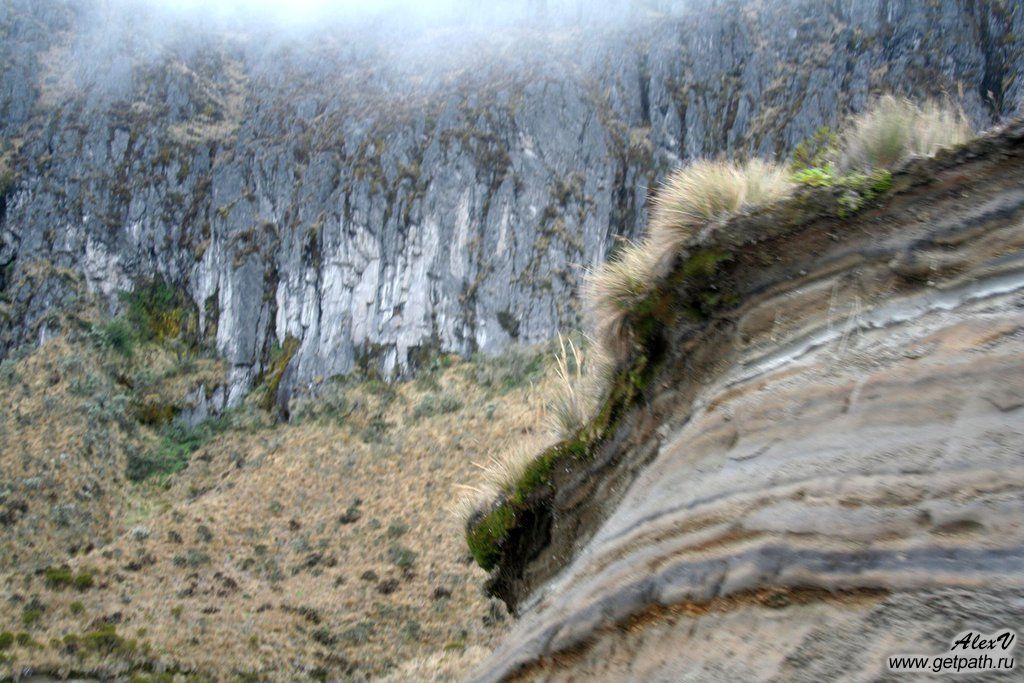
top-left (1, 0), bottom-right (1022, 403)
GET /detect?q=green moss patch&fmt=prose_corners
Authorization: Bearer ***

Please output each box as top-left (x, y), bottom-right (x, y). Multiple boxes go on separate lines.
top-left (258, 336), bottom-right (300, 411)
top-left (791, 165), bottom-right (893, 218)
top-left (122, 278), bottom-right (198, 344)
top-left (62, 623), bottom-right (139, 658)
top-left (466, 505), bottom-right (516, 571)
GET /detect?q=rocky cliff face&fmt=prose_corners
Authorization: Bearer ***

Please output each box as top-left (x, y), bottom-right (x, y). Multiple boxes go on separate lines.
top-left (471, 119), bottom-right (1024, 681)
top-left (1, 0), bottom-right (1022, 405)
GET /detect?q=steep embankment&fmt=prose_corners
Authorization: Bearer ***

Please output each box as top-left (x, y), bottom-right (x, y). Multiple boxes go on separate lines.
top-left (473, 119), bottom-right (1024, 680)
top-left (2, 0), bottom-right (1023, 404)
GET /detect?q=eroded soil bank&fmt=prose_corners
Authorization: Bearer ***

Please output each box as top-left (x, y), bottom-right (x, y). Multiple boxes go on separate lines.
top-left (474, 119), bottom-right (1024, 681)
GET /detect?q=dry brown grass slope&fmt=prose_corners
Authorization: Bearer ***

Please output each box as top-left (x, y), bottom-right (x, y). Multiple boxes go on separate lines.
top-left (0, 318), bottom-right (561, 681)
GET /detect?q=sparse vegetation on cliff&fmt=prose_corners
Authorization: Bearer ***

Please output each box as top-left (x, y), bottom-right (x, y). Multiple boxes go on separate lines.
top-left (836, 95), bottom-right (973, 173)
top-left (463, 96), bottom-right (977, 575)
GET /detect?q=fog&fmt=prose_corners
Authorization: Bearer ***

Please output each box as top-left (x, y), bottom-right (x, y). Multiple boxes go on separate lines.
top-left (122, 0), bottom-right (684, 31)
top-left (22, 0), bottom-right (690, 105)
top-left (149, 0), bottom-right (463, 25)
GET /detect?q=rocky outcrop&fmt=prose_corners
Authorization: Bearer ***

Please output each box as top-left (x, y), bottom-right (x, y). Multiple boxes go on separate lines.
top-left (471, 119), bottom-right (1024, 680)
top-left (2, 0), bottom-right (1023, 403)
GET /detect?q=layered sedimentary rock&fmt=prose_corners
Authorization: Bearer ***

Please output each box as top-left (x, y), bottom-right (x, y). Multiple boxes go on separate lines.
top-left (2, 0), bottom-right (1023, 403)
top-left (473, 120), bottom-right (1024, 680)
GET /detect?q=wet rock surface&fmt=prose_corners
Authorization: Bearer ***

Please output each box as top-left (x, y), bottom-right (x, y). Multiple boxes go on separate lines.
top-left (2, 0), bottom-right (1023, 401)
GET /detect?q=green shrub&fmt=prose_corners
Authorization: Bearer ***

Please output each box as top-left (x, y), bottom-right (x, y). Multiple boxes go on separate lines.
top-left (172, 549), bottom-right (211, 568)
top-left (14, 632), bottom-right (36, 648)
top-left (128, 409), bottom-right (248, 481)
top-left (387, 544), bottom-right (417, 570)
top-left (790, 125), bottom-right (839, 173)
top-left (84, 390), bottom-right (131, 427)
top-left (21, 606), bottom-right (42, 627)
top-left (129, 425), bottom-right (198, 481)
top-left (77, 623), bottom-right (136, 656)
top-left (95, 318), bottom-right (135, 355)
top-left (0, 632), bottom-right (12, 650)
top-left (122, 277), bottom-right (195, 343)
top-left (44, 566), bottom-right (94, 591)
top-left (73, 571), bottom-right (94, 590)
top-left (69, 601), bottom-right (84, 615)
top-left (44, 566), bottom-right (74, 588)
top-left (791, 165), bottom-right (837, 187)
top-left (412, 392), bottom-right (462, 420)
top-left (386, 521), bottom-right (408, 538)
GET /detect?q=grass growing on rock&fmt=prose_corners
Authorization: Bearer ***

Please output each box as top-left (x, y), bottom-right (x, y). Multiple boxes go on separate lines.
top-left (462, 96), bottom-right (976, 575)
top-left (646, 159), bottom-right (793, 278)
top-left (836, 95), bottom-right (973, 173)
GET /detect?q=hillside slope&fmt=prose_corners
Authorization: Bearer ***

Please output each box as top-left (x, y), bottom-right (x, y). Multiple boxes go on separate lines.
top-left (472, 119), bottom-right (1024, 680)
top-left (0, 333), bottom-right (567, 680)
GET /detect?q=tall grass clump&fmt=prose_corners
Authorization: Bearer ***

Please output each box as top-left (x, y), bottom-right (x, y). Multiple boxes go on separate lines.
top-left (586, 159), bottom-right (791, 365)
top-left (546, 335), bottom-right (608, 441)
top-left (583, 240), bottom-right (658, 365)
top-left (646, 159), bottom-right (792, 277)
top-left (836, 95), bottom-right (973, 173)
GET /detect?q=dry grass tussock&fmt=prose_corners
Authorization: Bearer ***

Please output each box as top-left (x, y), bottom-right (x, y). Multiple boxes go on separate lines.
top-left (583, 239), bottom-right (659, 365)
top-left (646, 159), bottom-right (792, 277)
top-left (586, 159), bottom-right (792, 365)
top-left (546, 334), bottom-right (610, 441)
top-left (836, 95), bottom-right (973, 173)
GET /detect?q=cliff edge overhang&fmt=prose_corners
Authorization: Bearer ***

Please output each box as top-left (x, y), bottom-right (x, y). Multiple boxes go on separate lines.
top-left (469, 116), bottom-right (1024, 681)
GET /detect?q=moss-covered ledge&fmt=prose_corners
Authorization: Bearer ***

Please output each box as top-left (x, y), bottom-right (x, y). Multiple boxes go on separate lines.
top-left (466, 351), bottom-right (652, 572)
